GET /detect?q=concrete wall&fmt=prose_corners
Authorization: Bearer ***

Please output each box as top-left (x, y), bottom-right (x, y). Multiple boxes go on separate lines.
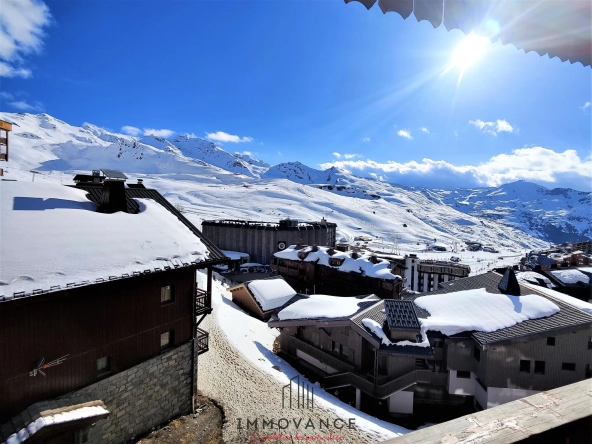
top-left (61, 342), bottom-right (194, 443)
top-left (447, 370), bottom-right (476, 396)
top-left (486, 387), bottom-right (539, 409)
top-left (388, 390), bottom-right (414, 414)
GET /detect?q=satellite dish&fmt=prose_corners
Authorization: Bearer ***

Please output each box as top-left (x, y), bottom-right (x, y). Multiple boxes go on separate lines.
top-left (278, 242), bottom-right (287, 250)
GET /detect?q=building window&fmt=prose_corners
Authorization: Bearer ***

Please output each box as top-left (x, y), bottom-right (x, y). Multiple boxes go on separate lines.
top-left (547, 337), bottom-right (555, 346)
top-left (457, 370), bottom-right (471, 379)
top-left (473, 346), bottom-right (481, 362)
top-left (586, 364), bottom-right (592, 379)
top-left (589, 337), bottom-right (592, 350)
top-left (161, 330), bottom-right (174, 349)
top-left (519, 360), bottom-right (531, 373)
top-left (534, 361), bottom-right (545, 375)
top-left (161, 285), bottom-right (174, 303)
top-left (97, 356), bottom-right (111, 375)
top-left (562, 362), bottom-right (576, 371)
top-left (332, 341), bottom-right (340, 354)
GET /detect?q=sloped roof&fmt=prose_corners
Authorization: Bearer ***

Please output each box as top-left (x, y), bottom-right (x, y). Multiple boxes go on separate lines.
top-left (345, 0), bottom-right (591, 67)
top-left (384, 299), bottom-right (421, 329)
top-left (0, 181), bottom-right (226, 301)
top-left (406, 271), bottom-right (592, 345)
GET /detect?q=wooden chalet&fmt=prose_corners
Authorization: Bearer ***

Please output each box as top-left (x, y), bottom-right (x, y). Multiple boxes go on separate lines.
top-left (0, 171), bottom-right (227, 444)
top-left (270, 245), bottom-right (404, 299)
top-left (228, 277), bottom-right (297, 321)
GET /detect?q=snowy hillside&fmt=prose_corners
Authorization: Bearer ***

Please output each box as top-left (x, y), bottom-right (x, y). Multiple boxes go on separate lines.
top-left (422, 181), bottom-right (592, 243)
top-left (1, 113), bottom-right (268, 178)
top-left (1, 112), bottom-right (582, 254)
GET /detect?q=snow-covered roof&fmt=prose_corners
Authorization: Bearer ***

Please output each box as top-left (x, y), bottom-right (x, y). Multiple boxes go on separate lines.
top-left (520, 283), bottom-right (592, 315)
top-left (246, 279), bottom-right (297, 312)
top-left (550, 269), bottom-right (590, 285)
top-left (277, 294), bottom-right (375, 321)
top-left (221, 250), bottom-right (249, 260)
top-left (274, 245), bottom-right (400, 280)
top-left (414, 288), bottom-right (560, 337)
top-left (516, 271), bottom-right (555, 288)
top-left (0, 181), bottom-right (210, 300)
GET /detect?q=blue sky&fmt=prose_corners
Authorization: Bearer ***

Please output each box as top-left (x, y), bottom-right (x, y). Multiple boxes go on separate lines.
top-left (1, 0), bottom-right (591, 190)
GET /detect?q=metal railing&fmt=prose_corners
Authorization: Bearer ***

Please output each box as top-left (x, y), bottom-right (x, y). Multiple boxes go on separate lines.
top-left (196, 328), bottom-right (209, 355)
top-left (286, 335), bottom-right (355, 373)
top-left (196, 288), bottom-right (212, 315)
top-left (324, 369), bottom-right (448, 398)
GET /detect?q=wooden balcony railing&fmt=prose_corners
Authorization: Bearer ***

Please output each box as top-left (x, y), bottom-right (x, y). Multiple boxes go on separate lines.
top-left (196, 327), bottom-right (209, 355)
top-left (196, 288), bottom-right (212, 316)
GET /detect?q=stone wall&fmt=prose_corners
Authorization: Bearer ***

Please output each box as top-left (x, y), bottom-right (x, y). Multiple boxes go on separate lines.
top-left (61, 341), bottom-right (194, 443)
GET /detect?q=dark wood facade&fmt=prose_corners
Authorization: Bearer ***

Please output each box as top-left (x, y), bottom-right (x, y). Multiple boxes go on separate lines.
top-left (0, 266), bottom-right (206, 422)
top-left (270, 257), bottom-right (403, 299)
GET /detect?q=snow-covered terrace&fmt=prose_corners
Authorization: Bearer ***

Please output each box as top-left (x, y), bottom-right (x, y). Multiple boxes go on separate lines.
top-left (549, 269), bottom-right (590, 285)
top-left (274, 245), bottom-right (401, 280)
top-left (0, 181), bottom-right (210, 300)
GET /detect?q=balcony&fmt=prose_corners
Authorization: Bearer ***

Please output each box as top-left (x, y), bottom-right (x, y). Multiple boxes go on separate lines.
top-left (324, 369), bottom-right (448, 399)
top-left (285, 335), bottom-right (355, 373)
top-left (196, 327), bottom-right (209, 355)
top-left (196, 288), bottom-right (212, 316)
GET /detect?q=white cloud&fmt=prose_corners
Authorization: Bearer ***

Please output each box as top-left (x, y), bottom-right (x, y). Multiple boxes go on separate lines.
top-left (0, 91), bottom-right (15, 100)
top-left (8, 100), bottom-right (43, 111)
top-left (320, 147), bottom-right (592, 191)
top-left (343, 154), bottom-right (361, 159)
top-left (0, 61), bottom-right (31, 78)
top-left (420, 127), bottom-right (429, 134)
top-left (121, 126), bottom-right (141, 136)
top-left (469, 119), bottom-right (514, 136)
top-left (143, 128), bottom-right (175, 138)
top-left (235, 151), bottom-right (253, 156)
top-left (206, 131), bottom-right (253, 143)
top-left (332, 152), bottom-right (341, 158)
top-left (581, 101), bottom-right (591, 113)
top-left (0, 0), bottom-right (51, 78)
top-left (363, 137), bottom-right (371, 142)
top-left (397, 129), bottom-right (413, 140)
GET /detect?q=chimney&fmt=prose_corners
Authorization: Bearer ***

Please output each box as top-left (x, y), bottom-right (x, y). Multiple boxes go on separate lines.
top-left (98, 169), bottom-right (128, 213)
top-left (498, 268), bottom-right (521, 296)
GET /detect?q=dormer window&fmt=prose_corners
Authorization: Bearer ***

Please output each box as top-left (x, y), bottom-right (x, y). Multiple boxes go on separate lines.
top-left (329, 257), bottom-right (345, 267)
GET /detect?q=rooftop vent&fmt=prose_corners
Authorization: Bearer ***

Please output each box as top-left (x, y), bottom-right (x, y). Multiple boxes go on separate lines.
top-left (279, 218), bottom-right (299, 228)
top-left (498, 268), bottom-right (521, 296)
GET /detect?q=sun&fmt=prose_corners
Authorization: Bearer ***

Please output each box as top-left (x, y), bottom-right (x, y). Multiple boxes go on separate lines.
top-left (450, 33), bottom-right (489, 70)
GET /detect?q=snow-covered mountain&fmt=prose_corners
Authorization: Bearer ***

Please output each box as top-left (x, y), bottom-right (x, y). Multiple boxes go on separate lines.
top-left (1, 112), bottom-right (587, 249)
top-left (2, 113), bottom-right (268, 178)
top-left (421, 181), bottom-right (592, 244)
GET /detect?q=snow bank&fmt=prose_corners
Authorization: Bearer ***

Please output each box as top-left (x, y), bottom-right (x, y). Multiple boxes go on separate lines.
top-left (278, 294), bottom-right (371, 320)
top-left (247, 279), bottom-right (296, 311)
top-left (415, 288), bottom-right (560, 337)
top-left (274, 246), bottom-right (400, 280)
top-left (550, 269), bottom-right (590, 285)
top-left (0, 182), bottom-right (209, 298)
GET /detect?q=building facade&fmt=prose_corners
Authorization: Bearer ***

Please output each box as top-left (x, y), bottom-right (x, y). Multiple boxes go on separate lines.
top-left (403, 254), bottom-right (471, 293)
top-left (0, 175), bottom-right (226, 443)
top-left (201, 218), bottom-right (336, 265)
top-left (268, 270), bottom-right (592, 419)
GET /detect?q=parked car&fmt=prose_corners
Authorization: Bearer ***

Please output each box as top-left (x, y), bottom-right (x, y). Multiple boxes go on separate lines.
top-left (450, 256), bottom-right (461, 262)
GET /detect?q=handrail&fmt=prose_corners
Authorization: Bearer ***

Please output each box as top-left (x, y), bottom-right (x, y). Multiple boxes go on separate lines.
top-left (196, 327), bottom-right (209, 355)
top-left (286, 335), bottom-right (355, 373)
top-left (324, 368), bottom-right (448, 398)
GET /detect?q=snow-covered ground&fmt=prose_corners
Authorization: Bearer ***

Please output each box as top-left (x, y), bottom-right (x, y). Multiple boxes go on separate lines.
top-left (196, 272), bottom-right (408, 443)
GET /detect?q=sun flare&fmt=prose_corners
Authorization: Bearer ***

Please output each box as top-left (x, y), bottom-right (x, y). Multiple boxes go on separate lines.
top-left (451, 33), bottom-right (489, 70)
